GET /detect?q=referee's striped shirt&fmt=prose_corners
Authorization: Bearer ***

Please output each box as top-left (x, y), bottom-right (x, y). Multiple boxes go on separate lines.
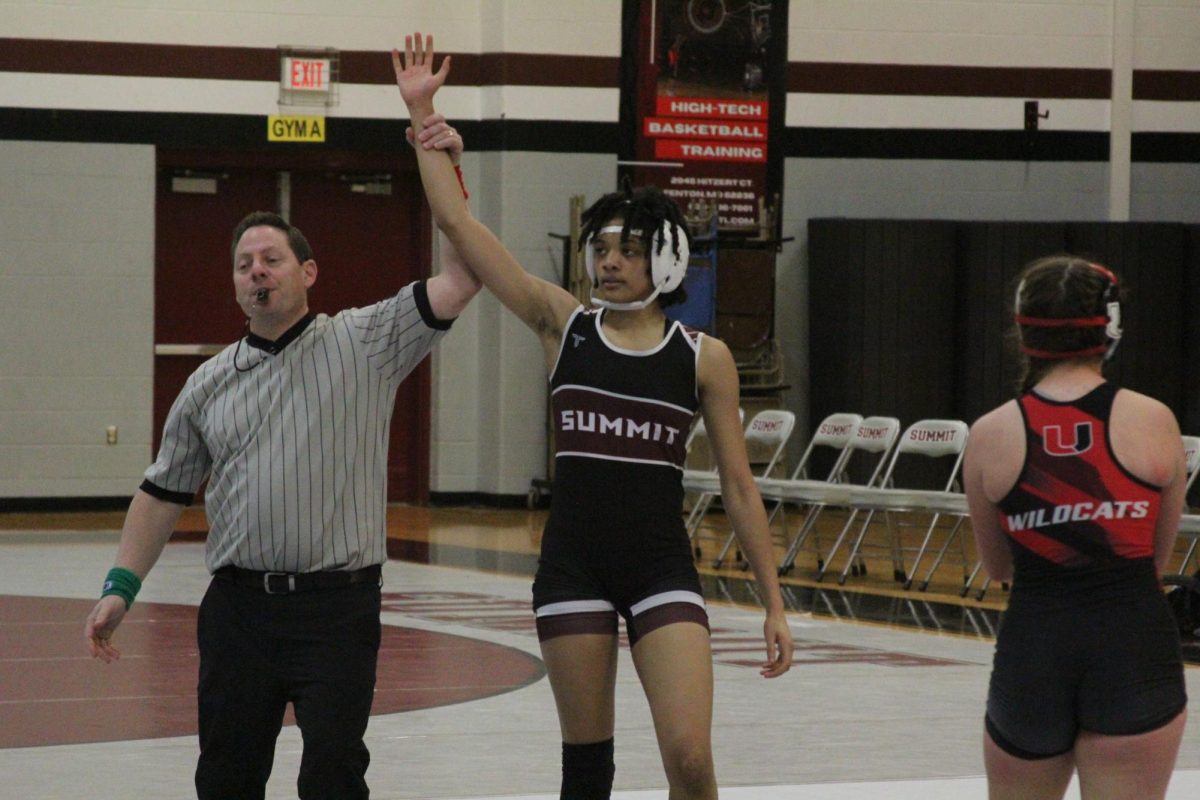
top-left (141, 281), bottom-right (450, 574)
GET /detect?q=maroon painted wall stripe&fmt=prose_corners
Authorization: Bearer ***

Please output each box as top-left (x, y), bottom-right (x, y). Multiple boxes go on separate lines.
top-left (1135, 70), bottom-right (1200, 101)
top-left (2, 38), bottom-right (278, 81)
top-left (0, 38), bottom-right (616, 87)
top-left (788, 62), bottom-right (1112, 99)
top-left (2, 38), bottom-right (1198, 100)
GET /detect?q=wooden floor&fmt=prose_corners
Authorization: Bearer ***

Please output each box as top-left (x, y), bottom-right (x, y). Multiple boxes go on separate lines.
top-left (0, 502), bottom-right (1005, 600)
top-left (7, 499), bottom-right (1200, 642)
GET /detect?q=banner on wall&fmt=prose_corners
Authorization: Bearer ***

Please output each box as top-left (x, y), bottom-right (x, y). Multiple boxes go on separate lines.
top-left (619, 0), bottom-right (787, 236)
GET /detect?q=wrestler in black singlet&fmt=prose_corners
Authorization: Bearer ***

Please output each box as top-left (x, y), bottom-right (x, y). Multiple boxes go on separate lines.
top-left (532, 307), bottom-right (709, 645)
top-left (986, 381), bottom-right (1186, 758)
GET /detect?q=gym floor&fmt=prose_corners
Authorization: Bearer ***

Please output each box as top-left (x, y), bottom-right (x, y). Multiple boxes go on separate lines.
top-left (2, 505), bottom-right (1198, 799)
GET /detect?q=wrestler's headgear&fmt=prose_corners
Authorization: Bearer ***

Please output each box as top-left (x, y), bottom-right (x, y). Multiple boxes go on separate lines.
top-left (1014, 260), bottom-right (1122, 361)
top-left (583, 220), bottom-right (690, 311)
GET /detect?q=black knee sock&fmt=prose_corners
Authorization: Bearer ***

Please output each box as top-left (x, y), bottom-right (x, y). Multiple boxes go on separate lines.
top-left (561, 738), bottom-right (615, 800)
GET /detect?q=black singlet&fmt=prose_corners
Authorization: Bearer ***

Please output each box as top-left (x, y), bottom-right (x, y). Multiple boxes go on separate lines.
top-left (985, 382), bottom-right (1186, 758)
top-left (531, 308), bottom-right (708, 636)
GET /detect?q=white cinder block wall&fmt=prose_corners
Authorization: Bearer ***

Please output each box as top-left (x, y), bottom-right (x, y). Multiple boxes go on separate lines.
top-left (1, 0), bottom-right (1197, 498)
top-left (0, 141), bottom-right (155, 496)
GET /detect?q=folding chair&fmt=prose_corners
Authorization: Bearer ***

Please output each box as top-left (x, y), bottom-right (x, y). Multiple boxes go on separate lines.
top-left (778, 416), bottom-right (901, 576)
top-left (682, 409), bottom-right (745, 548)
top-left (1172, 435), bottom-right (1200, 574)
top-left (831, 419), bottom-right (970, 588)
top-left (810, 417), bottom-right (906, 582)
top-left (749, 413), bottom-right (862, 570)
top-left (690, 409), bottom-right (795, 567)
top-left (965, 563), bottom-right (996, 601)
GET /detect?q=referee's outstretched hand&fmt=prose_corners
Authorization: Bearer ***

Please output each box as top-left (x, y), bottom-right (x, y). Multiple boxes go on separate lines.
top-left (406, 112), bottom-right (463, 166)
top-left (84, 595), bottom-right (126, 663)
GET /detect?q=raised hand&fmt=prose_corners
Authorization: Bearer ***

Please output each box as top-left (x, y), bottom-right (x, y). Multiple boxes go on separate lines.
top-left (391, 32), bottom-right (451, 112)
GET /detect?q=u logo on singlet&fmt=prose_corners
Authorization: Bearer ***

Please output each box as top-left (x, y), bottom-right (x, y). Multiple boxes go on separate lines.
top-left (1042, 422), bottom-right (1093, 456)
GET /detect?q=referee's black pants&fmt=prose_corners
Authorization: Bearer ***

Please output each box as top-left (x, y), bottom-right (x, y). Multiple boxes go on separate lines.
top-left (194, 576), bottom-right (381, 800)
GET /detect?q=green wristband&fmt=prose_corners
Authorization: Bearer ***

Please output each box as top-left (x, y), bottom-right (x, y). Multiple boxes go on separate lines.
top-left (101, 567), bottom-right (142, 610)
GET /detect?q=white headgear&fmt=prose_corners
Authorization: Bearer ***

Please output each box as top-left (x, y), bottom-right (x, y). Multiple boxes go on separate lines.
top-left (584, 221), bottom-right (690, 311)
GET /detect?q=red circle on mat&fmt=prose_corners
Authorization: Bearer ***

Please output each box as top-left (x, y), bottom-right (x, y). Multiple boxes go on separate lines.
top-left (0, 596), bottom-right (545, 748)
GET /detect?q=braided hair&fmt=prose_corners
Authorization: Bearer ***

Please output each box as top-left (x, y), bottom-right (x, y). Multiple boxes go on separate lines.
top-left (579, 184), bottom-right (691, 308)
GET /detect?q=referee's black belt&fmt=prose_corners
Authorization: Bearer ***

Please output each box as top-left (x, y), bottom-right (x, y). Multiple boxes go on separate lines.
top-left (213, 564), bottom-right (382, 594)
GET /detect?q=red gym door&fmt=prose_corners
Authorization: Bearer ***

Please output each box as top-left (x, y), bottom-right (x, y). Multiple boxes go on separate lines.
top-left (153, 151), bottom-right (431, 503)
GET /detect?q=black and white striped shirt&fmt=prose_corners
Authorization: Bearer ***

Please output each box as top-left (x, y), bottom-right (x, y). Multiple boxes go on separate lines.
top-left (142, 281), bottom-right (450, 573)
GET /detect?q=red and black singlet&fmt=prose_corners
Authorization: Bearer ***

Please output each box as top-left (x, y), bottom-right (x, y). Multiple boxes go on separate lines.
top-left (544, 307), bottom-right (701, 552)
top-left (997, 382), bottom-right (1162, 597)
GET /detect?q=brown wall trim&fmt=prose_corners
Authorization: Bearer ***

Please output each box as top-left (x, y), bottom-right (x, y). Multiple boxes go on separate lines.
top-left (789, 62), bottom-right (1112, 99)
top-left (4, 38), bottom-right (1199, 99)
top-left (1135, 70), bottom-right (1200, 101)
top-left (3, 38), bottom-right (278, 81)
top-left (475, 52), bottom-right (618, 87)
top-left (0, 37), bottom-right (616, 88)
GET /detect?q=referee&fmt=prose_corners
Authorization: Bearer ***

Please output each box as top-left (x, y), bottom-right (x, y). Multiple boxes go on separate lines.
top-left (83, 123), bottom-right (478, 799)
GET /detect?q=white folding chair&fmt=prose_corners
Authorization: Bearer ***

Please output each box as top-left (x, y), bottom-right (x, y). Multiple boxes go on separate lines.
top-left (691, 409), bottom-right (795, 567)
top-left (811, 416), bottom-right (905, 581)
top-left (752, 413), bottom-right (862, 570)
top-left (778, 416), bottom-right (901, 576)
top-left (833, 419), bottom-right (970, 588)
top-left (1172, 435), bottom-right (1200, 574)
top-left (682, 408), bottom-right (745, 544)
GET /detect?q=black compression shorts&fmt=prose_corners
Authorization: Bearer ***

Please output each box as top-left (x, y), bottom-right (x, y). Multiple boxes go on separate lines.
top-left (985, 591), bottom-right (1187, 758)
top-left (532, 546), bottom-right (708, 646)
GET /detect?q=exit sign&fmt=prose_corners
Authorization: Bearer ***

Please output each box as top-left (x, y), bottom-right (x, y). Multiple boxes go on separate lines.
top-left (278, 47), bottom-right (338, 107)
top-left (283, 57), bottom-right (331, 92)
